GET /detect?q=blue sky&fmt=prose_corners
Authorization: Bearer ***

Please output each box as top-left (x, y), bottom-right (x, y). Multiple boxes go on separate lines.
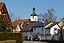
top-left (0, 0), bottom-right (64, 21)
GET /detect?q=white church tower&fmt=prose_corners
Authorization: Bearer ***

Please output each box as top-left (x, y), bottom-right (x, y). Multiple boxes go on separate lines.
top-left (30, 8), bottom-right (38, 22)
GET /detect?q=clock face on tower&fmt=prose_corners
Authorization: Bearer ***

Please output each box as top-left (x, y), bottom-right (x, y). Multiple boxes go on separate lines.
top-left (0, 11), bottom-right (1, 15)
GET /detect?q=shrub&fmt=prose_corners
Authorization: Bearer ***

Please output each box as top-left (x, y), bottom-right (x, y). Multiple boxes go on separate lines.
top-left (0, 32), bottom-right (24, 43)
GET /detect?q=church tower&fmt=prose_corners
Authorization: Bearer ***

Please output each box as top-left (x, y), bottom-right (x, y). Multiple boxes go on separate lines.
top-left (30, 8), bottom-right (38, 22)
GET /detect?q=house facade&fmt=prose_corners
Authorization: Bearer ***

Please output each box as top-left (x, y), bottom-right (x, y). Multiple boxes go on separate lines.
top-left (12, 19), bottom-right (30, 33)
top-left (30, 21), bottom-right (51, 40)
top-left (0, 2), bottom-right (11, 30)
top-left (31, 22), bottom-right (50, 35)
top-left (50, 24), bottom-right (60, 36)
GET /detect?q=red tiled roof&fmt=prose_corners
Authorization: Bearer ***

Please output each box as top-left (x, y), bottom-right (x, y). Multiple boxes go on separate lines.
top-left (12, 22), bottom-right (18, 29)
top-left (14, 21), bottom-right (38, 32)
top-left (18, 19), bottom-right (29, 23)
top-left (0, 2), bottom-right (5, 10)
top-left (22, 21), bottom-right (38, 32)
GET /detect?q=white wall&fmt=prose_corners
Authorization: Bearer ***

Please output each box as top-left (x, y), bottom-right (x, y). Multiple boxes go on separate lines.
top-left (33, 27), bottom-right (49, 35)
top-left (16, 24), bottom-right (21, 32)
top-left (33, 28), bottom-right (42, 34)
top-left (50, 24), bottom-right (60, 36)
top-left (24, 32), bottom-right (30, 36)
top-left (13, 24), bottom-right (21, 33)
top-left (30, 16), bottom-right (38, 21)
top-left (45, 22), bottom-right (53, 28)
top-left (58, 21), bottom-right (64, 26)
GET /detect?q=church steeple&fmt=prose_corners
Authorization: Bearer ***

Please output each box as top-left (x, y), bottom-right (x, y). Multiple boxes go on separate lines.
top-left (33, 7), bottom-right (35, 13)
top-left (30, 7), bottom-right (37, 16)
top-left (30, 7), bottom-right (38, 22)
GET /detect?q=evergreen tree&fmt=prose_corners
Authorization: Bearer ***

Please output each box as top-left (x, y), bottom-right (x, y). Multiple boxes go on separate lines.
top-left (0, 15), bottom-right (7, 32)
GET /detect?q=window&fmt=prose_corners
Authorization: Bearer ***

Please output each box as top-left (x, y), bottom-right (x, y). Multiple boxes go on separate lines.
top-left (37, 32), bottom-right (39, 34)
top-left (25, 33), bottom-right (27, 35)
top-left (26, 22), bottom-right (29, 26)
top-left (32, 16), bottom-right (34, 18)
top-left (34, 28), bottom-right (36, 30)
top-left (42, 28), bottom-right (43, 31)
top-left (54, 28), bottom-right (57, 30)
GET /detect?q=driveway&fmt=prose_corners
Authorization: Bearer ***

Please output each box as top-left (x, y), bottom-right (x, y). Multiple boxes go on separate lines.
top-left (24, 41), bottom-right (48, 43)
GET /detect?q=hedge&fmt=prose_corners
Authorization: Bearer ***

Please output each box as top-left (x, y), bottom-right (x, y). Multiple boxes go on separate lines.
top-left (0, 32), bottom-right (24, 43)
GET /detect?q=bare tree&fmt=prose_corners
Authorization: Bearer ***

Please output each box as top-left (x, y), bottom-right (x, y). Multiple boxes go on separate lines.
top-left (42, 8), bottom-right (57, 22)
top-left (43, 13), bottom-right (49, 20)
top-left (38, 13), bottom-right (44, 22)
top-left (48, 8), bottom-right (54, 21)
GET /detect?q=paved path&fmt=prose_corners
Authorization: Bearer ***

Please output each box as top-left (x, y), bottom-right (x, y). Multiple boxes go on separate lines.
top-left (0, 40), bottom-right (16, 43)
top-left (24, 41), bottom-right (48, 43)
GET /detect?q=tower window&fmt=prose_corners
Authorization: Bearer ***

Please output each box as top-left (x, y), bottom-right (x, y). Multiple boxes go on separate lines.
top-left (32, 16), bottom-right (34, 18)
